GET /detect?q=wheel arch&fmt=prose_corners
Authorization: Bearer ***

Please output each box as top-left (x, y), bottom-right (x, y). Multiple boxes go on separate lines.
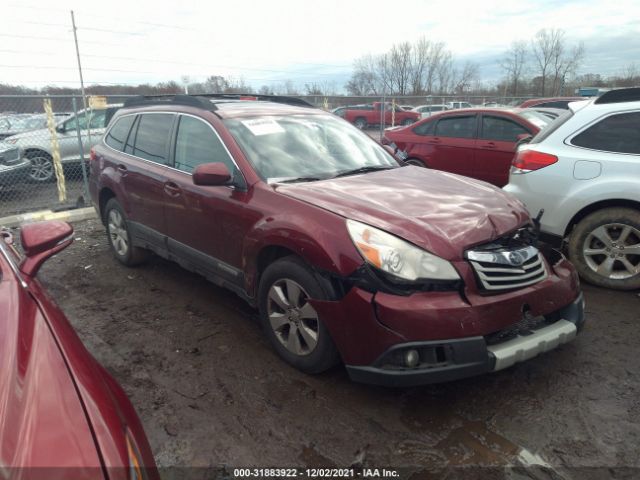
top-left (565, 199), bottom-right (640, 237)
top-left (24, 148), bottom-right (52, 159)
top-left (98, 187), bottom-right (117, 224)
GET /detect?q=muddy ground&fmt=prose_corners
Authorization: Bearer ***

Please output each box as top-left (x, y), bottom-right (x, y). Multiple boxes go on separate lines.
top-left (38, 218), bottom-right (639, 479)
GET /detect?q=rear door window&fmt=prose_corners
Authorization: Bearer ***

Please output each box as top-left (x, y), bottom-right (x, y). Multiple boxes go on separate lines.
top-left (104, 115), bottom-right (136, 152)
top-left (434, 115), bottom-right (476, 138)
top-left (481, 115), bottom-right (530, 142)
top-left (131, 113), bottom-right (175, 164)
top-left (571, 112), bottom-right (640, 154)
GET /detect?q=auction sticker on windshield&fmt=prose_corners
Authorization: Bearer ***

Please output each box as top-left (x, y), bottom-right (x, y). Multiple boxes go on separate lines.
top-left (241, 118), bottom-right (285, 136)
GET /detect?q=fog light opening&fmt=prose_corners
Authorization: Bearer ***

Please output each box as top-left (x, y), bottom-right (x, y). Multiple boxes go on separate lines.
top-left (404, 349), bottom-right (420, 368)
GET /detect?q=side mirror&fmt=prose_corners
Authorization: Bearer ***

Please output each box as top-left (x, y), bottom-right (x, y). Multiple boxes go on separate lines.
top-left (193, 163), bottom-right (232, 186)
top-left (56, 124), bottom-right (66, 134)
top-left (19, 221), bottom-right (73, 277)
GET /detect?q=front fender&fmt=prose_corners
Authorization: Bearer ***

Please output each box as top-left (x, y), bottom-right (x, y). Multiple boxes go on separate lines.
top-left (242, 212), bottom-right (362, 297)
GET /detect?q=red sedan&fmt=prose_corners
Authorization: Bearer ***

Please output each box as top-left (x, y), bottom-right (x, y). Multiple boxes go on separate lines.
top-left (0, 221), bottom-right (158, 480)
top-left (382, 108), bottom-right (551, 186)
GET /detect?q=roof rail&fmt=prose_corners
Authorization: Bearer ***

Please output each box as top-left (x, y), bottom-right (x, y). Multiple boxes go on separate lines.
top-left (196, 93), bottom-right (315, 108)
top-left (123, 94), bottom-right (215, 110)
top-left (594, 87), bottom-right (640, 105)
top-left (122, 93), bottom-right (316, 110)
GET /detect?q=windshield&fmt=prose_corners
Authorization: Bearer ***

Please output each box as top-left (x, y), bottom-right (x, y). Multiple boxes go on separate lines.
top-left (224, 114), bottom-right (399, 183)
top-left (518, 110), bottom-right (552, 130)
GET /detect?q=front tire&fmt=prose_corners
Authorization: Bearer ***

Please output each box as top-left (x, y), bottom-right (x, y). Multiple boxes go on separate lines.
top-left (258, 256), bottom-right (340, 373)
top-left (568, 207), bottom-right (640, 290)
top-left (104, 198), bottom-right (149, 266)
top-left (27, 151), bottom-right (54, 183)
top-left (353, 117), bottom-right (367, 130)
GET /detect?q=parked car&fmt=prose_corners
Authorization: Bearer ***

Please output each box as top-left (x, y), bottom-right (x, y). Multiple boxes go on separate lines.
top-left (0, 113), bottom-right (72, 140)
top-left (0, 220), bottom-right (158, 478)
top-left (412, 104), bottom-right (450, 118)
top-left (531, 107), bottom-right (567, 120)
top-left (4, 106), bottom-right (120, 182)
top-left (519, 97), bottom-right (583, 109)
top-left (0, 141), bottom-right (30, 187)
top-left (90, 94), bottom-right (584, 387)
top-left (343, 102), bottom-right (420, 129)
top-left (446, 101), bottom-right (473, 109)
top-left (382, 107), bottom-right (551, 187)
top-left (504, 87), bottom-right (640, 290)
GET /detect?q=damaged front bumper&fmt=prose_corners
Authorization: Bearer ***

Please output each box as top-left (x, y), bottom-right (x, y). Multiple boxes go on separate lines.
top-left (310, 251), bottom-right (585, 387)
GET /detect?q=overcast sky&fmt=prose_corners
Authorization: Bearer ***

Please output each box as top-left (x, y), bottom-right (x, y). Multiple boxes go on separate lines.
top-left (2, 0), bottom-right (639, 91)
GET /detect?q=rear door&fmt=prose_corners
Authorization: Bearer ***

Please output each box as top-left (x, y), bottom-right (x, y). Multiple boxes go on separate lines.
top-left (429, 114), bottom-right (478, 177)
top-left (476, 114), bottom-right (532, 186)
top-left (106, 112), bottom-right (176, 247)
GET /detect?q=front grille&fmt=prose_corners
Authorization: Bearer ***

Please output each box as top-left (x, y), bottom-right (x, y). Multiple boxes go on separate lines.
top-left (467, 245), bottom-right (547, 292)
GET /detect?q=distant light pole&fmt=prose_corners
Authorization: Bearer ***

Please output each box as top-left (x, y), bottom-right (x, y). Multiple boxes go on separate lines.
top-left (70, 10), bottom-right (87, 111)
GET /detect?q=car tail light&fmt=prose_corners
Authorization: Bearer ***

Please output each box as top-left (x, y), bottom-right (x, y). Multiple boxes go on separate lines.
top-left (511, 149), bottom-right (558, 173)
top-left (89, 147), bottom-right (97, 162)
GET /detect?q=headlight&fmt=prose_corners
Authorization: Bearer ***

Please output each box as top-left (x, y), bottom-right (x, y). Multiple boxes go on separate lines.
top-left (4, 138), bottom-right (18, 144)
top-left (346, 219), bottom-right (459, 281)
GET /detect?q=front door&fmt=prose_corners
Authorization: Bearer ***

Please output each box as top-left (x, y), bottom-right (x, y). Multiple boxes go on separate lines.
top-left (163, 114), bottom-right (246, 286)
top-left (429, 114), bottom-right (477, 178)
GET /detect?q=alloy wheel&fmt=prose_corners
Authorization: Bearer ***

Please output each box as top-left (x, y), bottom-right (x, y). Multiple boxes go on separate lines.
top-left (108, 209), bottom-right (129, 257)
top-left (29, 156), bottom-right (53, 182)
top-left (267, 279), bottom-right (319, 356)
top-left (583, 223), bottom-right (640, 280)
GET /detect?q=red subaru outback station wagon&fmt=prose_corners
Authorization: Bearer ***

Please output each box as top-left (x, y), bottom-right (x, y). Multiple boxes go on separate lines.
top-left (89, 95), bottom-right (584, 387)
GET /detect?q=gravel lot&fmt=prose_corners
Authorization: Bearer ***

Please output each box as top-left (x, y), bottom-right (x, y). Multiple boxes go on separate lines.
top-left (38, 218), bottom-right (640, 479)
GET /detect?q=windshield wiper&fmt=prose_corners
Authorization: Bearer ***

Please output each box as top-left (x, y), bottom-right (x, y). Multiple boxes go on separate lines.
top-left (276, 176), bottom-right (325, 184)
top-left (330, 165), bottom-right (396, 179)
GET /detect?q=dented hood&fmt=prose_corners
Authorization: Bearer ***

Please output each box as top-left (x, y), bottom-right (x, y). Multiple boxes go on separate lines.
top-left (276, 166), bottom-right (530, 260)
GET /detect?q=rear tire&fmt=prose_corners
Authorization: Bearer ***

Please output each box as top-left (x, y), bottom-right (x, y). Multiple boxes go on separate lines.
top-left (104, 198), bottom-right (149, 267)
top-left (568, 207), bottom-right (640, 290)
top-left (405, 158), bottom-right (427, 168)
top-left (258, 256), bottom-right (340, 374)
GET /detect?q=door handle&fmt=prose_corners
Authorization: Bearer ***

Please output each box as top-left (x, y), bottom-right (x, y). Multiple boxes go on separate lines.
top-left (427, 138), bottom-right (441, 144)
top-left (164, 182), bottom-right (181, 196)
top-left (482, 142), bottom-right (497, 149)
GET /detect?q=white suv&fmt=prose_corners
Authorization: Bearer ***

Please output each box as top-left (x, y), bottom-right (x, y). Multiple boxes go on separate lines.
top-left (504, 88), bottom-right (640, 290)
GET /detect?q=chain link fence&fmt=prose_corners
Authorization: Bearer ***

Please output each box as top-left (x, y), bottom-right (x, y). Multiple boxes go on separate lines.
top-left (0, 93), bottom-right (531, 218)
top-left (0, 94), bottom-right (136, 218)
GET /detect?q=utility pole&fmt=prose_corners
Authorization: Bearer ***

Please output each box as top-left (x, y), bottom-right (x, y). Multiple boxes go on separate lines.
top-left (70, 10), bottom-right (88, 111)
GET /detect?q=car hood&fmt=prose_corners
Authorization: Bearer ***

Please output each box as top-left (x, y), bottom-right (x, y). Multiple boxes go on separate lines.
top-left (5, 128), bottom-right (50, 142)
top-left (276, 167), bottom-right (530, 260)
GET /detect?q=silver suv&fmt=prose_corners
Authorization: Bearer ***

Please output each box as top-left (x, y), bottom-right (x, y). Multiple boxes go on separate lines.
top-left (4, 106), bottom-right (119, 182)
top-left (504, 88), bottom-right (640, 290)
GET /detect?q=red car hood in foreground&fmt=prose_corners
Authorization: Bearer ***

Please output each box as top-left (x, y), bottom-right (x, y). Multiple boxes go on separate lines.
top-left (277, 166), bottom-right (530, 260)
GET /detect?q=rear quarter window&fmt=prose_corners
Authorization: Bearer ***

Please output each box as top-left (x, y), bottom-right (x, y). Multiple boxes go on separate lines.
top-left (104, 115), bottom-right (135, 152)
top-left (571, 111), bottom-right (640, 154)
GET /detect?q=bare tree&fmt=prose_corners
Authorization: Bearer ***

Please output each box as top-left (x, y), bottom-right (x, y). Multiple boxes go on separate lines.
top-left (531, 28), bottom-right (564, 95)
top-left (499, 40), bottom-right (528, 96)
top-left (388, 42), bottom-right (413, 95)
top-left (453, 61), bottom-right (479, 94)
